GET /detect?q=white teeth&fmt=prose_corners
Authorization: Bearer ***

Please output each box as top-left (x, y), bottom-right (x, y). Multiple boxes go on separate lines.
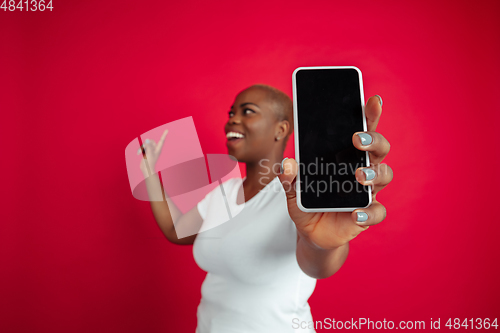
top-left (226, 132), bottom-right (245, 139)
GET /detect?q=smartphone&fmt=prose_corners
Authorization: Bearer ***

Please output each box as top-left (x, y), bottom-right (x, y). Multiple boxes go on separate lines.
top-left (292, 66), bottom-right (372, 212)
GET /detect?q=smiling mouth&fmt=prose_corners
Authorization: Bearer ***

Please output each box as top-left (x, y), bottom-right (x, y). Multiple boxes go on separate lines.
top-left (226, 131), bottom-right (245, 141)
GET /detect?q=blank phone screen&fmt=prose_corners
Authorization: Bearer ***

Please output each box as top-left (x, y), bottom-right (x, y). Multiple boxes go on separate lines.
top-left (294, 68), bottom-right (370, 209)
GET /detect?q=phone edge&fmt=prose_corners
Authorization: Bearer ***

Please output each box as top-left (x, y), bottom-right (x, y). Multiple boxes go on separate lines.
top-left (292, 66), bottom-right (372, 213)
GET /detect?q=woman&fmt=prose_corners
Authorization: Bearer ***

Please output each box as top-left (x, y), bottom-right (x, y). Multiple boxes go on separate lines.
top-left (139, 84), bottom-right (393, 332)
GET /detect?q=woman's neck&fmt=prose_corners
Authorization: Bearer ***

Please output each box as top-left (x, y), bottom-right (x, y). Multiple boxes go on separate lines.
top-left (244, 154), bottom-right (283, 190)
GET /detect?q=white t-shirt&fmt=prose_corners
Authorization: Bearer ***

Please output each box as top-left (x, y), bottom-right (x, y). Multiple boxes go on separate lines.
top-left (193, 176), bottom-right (317, 333)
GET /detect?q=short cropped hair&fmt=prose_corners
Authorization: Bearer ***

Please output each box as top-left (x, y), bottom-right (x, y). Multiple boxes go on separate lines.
top-left (248, 84), bottom-right (294, 145)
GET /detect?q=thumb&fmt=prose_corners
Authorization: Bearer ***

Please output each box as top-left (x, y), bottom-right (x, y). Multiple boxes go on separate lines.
top-left (278, 158), bottom-right (298, 200)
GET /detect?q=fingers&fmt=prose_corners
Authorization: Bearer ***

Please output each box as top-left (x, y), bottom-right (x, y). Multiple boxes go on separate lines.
top-left (155, 129), bottom-right (169, 155)
top-left (364, 95), bottom-right (383, 132)
top-left (277, 157), bottom-right (298, 200)
top-left (138, 140), bottom-right (156, 159)
top-left (352, 131), bottom-right (390, 165)
top-left (355, 163), bottom-right (393, 194)
top-left (139, 141), bottom-right (155, 176)
top-left (137, 139), bottom-right (151, 155)
top-left (351, 200), bottom-right (387, 227)
top-left (137, 129), bottom-right (169, 157)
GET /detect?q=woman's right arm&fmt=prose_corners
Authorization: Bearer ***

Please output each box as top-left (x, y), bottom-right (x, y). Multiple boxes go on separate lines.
top-left (139, 130), bottom-right (203, 245)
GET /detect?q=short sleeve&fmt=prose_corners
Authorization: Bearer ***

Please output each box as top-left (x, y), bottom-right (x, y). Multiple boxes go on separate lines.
top-left (196, 178), bottom-right (240, 220)
top-left (196, 190), bottom-right (212, 220)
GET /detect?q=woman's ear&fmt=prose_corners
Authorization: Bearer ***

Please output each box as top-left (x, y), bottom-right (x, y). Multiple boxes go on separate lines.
top-left (275, 120), bottom-right (290, 141)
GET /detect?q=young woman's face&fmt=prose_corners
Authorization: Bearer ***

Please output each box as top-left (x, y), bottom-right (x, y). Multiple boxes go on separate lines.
top-left (224, 87), bottom-right (279, 163)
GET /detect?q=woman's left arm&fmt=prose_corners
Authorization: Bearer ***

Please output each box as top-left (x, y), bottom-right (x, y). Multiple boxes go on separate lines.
top-left (295, 233), bottom-right (350, 279)
top-left (279, 95), bottom-right (393, 279)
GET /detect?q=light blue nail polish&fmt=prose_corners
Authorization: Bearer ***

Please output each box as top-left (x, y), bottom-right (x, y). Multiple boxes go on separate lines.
top-left (145, 139), bottom-right (150, 144)
top-left (357, 133), bottom-right (372, 145)
top-left (363, 169), bottom-right (376, 181)
top-left (356, 212), bottom-right (368, 222)
top-left (375, 95), bottom-right (383, 107)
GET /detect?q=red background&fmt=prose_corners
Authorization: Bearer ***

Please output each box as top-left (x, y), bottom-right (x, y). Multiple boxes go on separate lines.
top-left (1, 0), bottom-right (499, 332)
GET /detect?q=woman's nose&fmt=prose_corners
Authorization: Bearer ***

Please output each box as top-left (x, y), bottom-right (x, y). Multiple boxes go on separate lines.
top-left (230, 116), bottom-right (241, 124)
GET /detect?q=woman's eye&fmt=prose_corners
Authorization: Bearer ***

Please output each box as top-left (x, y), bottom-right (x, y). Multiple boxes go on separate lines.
top-left (228, 111), bottom-right (234, 117)
top-left (244, 108), bottom-right (255, 114)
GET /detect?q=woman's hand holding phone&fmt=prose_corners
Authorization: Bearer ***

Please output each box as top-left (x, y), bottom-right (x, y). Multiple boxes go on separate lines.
top-left (278, 95), bottom-right (393, 251)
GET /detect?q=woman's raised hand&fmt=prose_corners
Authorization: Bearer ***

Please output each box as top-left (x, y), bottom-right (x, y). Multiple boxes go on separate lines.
top-left (139, 129), bottom-right (169, 176)
top-left (278, 95), bottom-right (393, 250)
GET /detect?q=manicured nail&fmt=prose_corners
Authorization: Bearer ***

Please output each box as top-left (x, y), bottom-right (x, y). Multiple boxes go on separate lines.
top-left (362, 168), bottom-right (376, 181)
top-left (280, 157), bottom-right (289, 174)
top-left (375, 95), bottom-right (383, 107)
top-left (357, 133), bottom-right (372, 145)
top-left (145, 139), bottom-right (150, 143)
top-left (356, 212), bottom-right (368, 222)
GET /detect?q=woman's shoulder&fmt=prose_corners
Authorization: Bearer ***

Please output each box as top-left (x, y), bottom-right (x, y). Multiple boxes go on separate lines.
top-left (222, 177), bottom-right (243, 188)
top-left (204, 177), bottom-right (243, 200)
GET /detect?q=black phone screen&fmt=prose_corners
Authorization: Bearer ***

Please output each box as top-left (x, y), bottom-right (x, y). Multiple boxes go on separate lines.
top-left (294, 67), bottom-right (371, 209)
